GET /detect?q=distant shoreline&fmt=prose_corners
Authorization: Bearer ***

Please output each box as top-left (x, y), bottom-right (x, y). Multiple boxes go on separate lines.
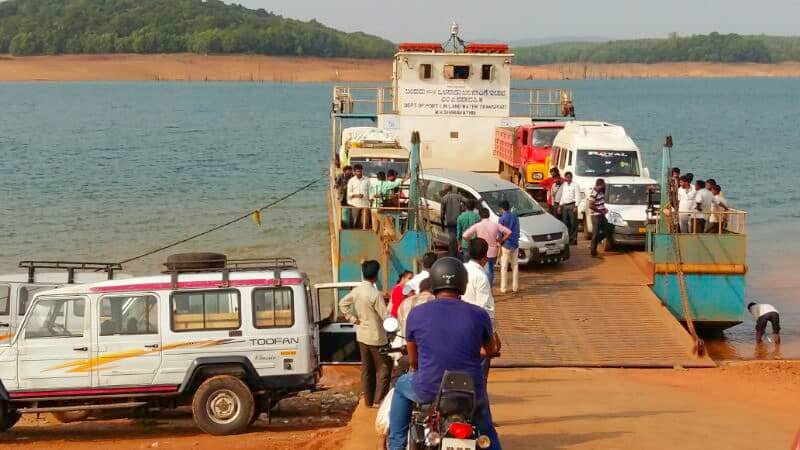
top-left (2, 54), bottom-right (800, 82)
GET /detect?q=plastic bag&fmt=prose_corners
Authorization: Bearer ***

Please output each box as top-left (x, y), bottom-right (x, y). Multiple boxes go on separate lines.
top-left (375, 387), bottom-right (394, 434)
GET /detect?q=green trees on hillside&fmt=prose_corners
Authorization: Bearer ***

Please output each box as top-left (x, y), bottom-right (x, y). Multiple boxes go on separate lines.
top-left (0, 0), bottom-right (396, 57)
top-left (513, 33), bottom-right (800, 65)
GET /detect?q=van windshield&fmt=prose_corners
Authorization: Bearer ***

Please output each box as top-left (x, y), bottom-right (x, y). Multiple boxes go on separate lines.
top-left (350, 158), bottom-right (408, 178)
top-left (481, 189), bottom-right (544, 217)
top-left (532, 128), bottom-right (561, 147)
top-left (606, 184), bottom-right (660, 205)
top-left (576, 150), bottom-right (640, 177)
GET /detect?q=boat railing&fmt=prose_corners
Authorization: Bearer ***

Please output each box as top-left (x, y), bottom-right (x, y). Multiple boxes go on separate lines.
top-left (332, 86), bottom-right (395, 116)
top-left (510, 87), bottom-right (575, 118)
top-left (658, 208), bottom-right (748, 235)
top-left (332, 85), bottom-right (575, 119)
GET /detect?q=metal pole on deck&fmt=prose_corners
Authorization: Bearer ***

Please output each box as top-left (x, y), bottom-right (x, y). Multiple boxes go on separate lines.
top-left (658, 136), bottom-right (674, 234)
top-left (408, 131), bottom-right (421, 231)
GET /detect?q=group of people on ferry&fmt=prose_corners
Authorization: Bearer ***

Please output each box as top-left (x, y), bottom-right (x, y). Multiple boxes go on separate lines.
top-left (334, 164), bottom-right (408, 230)
top-left (670, 167), bottom-right (731, 234)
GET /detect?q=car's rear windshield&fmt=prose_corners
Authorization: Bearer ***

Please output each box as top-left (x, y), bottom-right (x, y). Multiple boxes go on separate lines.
top-left (532, 128), bottom-right (561, 147)
top-left (350, 158), bottom-right (408, 178)
top-left (606, 184), bottom-right (660, 205)
top-left (576, 150), bottom-right (640, 177)
top-left (480, 189), bottom-right (544, 217)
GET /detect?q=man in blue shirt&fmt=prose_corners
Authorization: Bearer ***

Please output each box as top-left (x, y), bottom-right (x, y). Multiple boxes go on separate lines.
top-left (498, 200), bottom-right (520, 294)
top-left (387, 257), bottom-right (502, 450)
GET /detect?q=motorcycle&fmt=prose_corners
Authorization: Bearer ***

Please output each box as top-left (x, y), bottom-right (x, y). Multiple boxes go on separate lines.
top-left (381, 318), bottom-right (492, 450)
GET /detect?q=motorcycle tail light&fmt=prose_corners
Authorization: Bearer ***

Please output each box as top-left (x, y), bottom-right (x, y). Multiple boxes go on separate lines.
top-left (448, 422), bottom-right (473, 439)
top-left (477, 435), bottom-right (492, 448)
top-left (426, 431), bottom-right (442, 446)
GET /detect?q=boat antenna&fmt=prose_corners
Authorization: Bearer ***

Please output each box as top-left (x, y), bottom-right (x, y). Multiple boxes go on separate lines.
top-left (443, 20), bottom-right (466, 52)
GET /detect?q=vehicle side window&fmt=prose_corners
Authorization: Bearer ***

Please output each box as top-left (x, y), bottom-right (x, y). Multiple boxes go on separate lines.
top-left (423, 180), bottom-right (444, 203)
top-left (24, 297), bottom-right (85, 339)
top-left (456, 188), bottom-right (476, 202)
top-left (100, 295), bottom-right (158, 336)
top-left (521, 130), bottom-right (529, 146)
top-left (252, 287), bottom-right (294, 328)
top-left (568, 151), bottom-right (573, 166)
top-left (19, 285), bottom-right (57, 316)
top-left (0, 284), bottom-right (9, 315)
top-left (559, 148), bottom-right (568, 168)
top-left (171, 290), bottom-right (240, 331)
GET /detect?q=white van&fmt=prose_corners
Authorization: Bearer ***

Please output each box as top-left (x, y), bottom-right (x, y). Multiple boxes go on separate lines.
top-left (0, 255), bottom-right (327, 436)
top-left (550, 121), bottom-right (651, 223)
top-left (420, 169), bottom-right (570, 264)
top-left (584, 178), bottom-right (660, 249)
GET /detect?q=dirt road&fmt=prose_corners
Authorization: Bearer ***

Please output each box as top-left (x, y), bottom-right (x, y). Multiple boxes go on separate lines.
top-left (341, 362), bottom-right (800, 450)
top-left (3, 363), bottom-right (798, 449)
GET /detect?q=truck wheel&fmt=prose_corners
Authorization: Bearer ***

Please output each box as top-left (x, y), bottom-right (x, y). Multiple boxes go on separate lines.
top-left (51, 410), bottom-right (92, 423)
top-left (192, 375), bottom-right (254, 436)
top-left (0, 403), bottom-right (21, 432)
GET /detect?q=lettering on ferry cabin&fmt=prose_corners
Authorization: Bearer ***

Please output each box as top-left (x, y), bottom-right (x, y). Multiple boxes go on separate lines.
top-left (399, 85), bottom-right (509, 117)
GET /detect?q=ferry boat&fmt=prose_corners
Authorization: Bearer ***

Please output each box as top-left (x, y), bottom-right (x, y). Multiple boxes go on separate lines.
top-left (320, 24), bottom-right (574, 363)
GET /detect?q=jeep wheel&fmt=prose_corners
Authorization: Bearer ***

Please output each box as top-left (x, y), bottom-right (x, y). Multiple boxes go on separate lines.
top-left (0, 403), bottom-right (21, 432)
top-left (192, 375), bottom-right (254, 435)
top-left (51, 410), bottom-right (92, 423)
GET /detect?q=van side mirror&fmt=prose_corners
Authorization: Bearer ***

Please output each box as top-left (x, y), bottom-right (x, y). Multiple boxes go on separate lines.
top-left (643, 167), bottom-right (650, 178)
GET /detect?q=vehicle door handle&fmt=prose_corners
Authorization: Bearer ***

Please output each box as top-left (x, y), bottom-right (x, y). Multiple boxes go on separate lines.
top-left (144, 344), bottom-right (160, 349)
top-left (73, 346), bottom-right (88, 352)
top-left (0, 322), bottom-right (9, 327)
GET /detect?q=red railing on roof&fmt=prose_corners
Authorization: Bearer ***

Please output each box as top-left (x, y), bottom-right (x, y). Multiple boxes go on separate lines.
top-left (465, 43), bottom-right (510, 54)
top-left (398, 42), bottom-right (444, 53)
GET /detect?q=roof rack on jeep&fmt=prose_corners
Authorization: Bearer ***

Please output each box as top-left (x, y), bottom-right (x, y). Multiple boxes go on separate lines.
top-left (162, 254), bottom-right (299, 289)
top-left (18, 261), bottom-right (123, 284)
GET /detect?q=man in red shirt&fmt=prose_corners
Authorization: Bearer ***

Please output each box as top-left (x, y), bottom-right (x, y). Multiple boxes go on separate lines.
top-left (540, 167), bottom-right (562, 216)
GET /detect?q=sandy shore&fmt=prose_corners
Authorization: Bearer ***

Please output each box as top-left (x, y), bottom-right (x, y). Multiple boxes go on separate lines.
top-left (2, 54), bottom-right (800, 82)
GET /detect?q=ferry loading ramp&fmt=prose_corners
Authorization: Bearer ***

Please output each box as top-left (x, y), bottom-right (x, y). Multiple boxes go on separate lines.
top-left (493, 245), bottom-right (715, 368)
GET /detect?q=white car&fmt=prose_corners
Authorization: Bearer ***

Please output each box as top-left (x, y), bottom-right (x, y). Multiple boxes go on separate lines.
top-left (583, 177), bottom-right (660, 249)
top-left (420, 169), bottom-right (570, 264)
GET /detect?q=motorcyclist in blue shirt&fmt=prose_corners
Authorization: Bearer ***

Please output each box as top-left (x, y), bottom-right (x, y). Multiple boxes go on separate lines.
top-left (387, 256), bottom-right (502, 450)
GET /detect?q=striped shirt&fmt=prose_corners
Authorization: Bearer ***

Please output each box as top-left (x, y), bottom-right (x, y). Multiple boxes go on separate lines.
top-left (589, 188), bottom-right (606, 216)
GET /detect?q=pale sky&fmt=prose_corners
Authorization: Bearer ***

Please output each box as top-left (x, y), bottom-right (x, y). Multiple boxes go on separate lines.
top-left (235, 0), bottom-right (800, 42)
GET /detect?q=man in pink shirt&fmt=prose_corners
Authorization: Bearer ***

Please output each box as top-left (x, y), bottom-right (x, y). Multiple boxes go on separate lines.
top-left (462, 207), bottom-right (512, 285)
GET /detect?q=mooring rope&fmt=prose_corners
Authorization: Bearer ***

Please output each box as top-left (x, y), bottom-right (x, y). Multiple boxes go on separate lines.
top-left (117, 176), bottom-right (325, 265)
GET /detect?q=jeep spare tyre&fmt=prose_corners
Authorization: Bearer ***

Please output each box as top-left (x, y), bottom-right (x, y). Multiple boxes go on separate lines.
top-left (192, 375), bottom-right (254, 435)
top-left (164, 253), bottom-right (227, 272)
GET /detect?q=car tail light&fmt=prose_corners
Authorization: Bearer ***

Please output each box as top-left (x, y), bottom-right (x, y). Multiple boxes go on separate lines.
top-left (448, 422), bottom-right (473, 439)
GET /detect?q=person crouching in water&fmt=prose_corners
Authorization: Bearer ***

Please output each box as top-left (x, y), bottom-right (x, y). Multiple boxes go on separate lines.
top-left (748, 302), bottom-right (781, 344)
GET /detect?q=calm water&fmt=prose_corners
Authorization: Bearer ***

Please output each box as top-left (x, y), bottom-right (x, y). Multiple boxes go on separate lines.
top-left (1, 79), bottom-right (798, 359)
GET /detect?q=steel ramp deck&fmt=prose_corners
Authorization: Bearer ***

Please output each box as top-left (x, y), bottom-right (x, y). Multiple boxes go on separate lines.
top-left (493, 246), bottom-right (715, 368)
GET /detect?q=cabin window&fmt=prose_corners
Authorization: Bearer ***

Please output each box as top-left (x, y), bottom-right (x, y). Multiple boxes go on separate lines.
top-left (444, 64), bottom-right (470, 80)
top-left (24, 297), bottom-right (86, 339)
top-left (521, 130), bottom-right (529, 146)
top-left (568, 151), bottom-right (573, 166)
top-left (0, 284), bottom-right (9, 315)
top-left (171, 290), bottom-right (240, 331)
top-left (559, 148), bottom-right (568, 168)
top-left (100, 295), bottom-right (158, 336)
top-left (419, 64), bottom-right (432, 79)
top-left (481, 64), bottom-right (494, 80)
top-left (253, 287), bottom-right (295, 329)
top-left (450, 131), bottom-right (459, 139)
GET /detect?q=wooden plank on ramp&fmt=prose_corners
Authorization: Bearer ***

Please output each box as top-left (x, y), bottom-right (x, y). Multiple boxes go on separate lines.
top-left (493, 246), bottom-right (715, 368)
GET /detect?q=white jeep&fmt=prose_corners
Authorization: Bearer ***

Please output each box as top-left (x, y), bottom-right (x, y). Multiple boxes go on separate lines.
top-left (0, 254), bottom-right (327, 436)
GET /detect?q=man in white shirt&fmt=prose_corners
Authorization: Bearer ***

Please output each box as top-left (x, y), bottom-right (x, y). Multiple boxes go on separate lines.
top-left (693, 180), bottom-right (714, 233)
top-left (747, 302), bottom-right (781, 344)
top-left (462, 238), bottom-right (496, 330)
top-left (402, 252), bottom-right (438, 296)
top-left (347, 164), bottom-right (371, 229)
top-left (706, 184), bottom-right (729, 233)
top-left (677, 176), bottom-right (696, 233)
top-left (557, 171), bottom-right (581, 245)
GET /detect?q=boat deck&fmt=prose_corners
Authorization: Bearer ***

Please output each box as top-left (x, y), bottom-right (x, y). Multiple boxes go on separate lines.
top-left (493, 242), bottom-right (715, 368)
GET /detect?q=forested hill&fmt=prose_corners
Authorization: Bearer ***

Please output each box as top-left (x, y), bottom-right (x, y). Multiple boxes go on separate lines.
top-left (0, 0), bottom-right (396, 57)
top-left (513, 33), bottom-right (800, 64)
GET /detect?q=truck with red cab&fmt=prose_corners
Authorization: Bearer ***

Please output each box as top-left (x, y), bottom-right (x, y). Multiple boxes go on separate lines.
top-left (495, 123), bottom-right (566, 202)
